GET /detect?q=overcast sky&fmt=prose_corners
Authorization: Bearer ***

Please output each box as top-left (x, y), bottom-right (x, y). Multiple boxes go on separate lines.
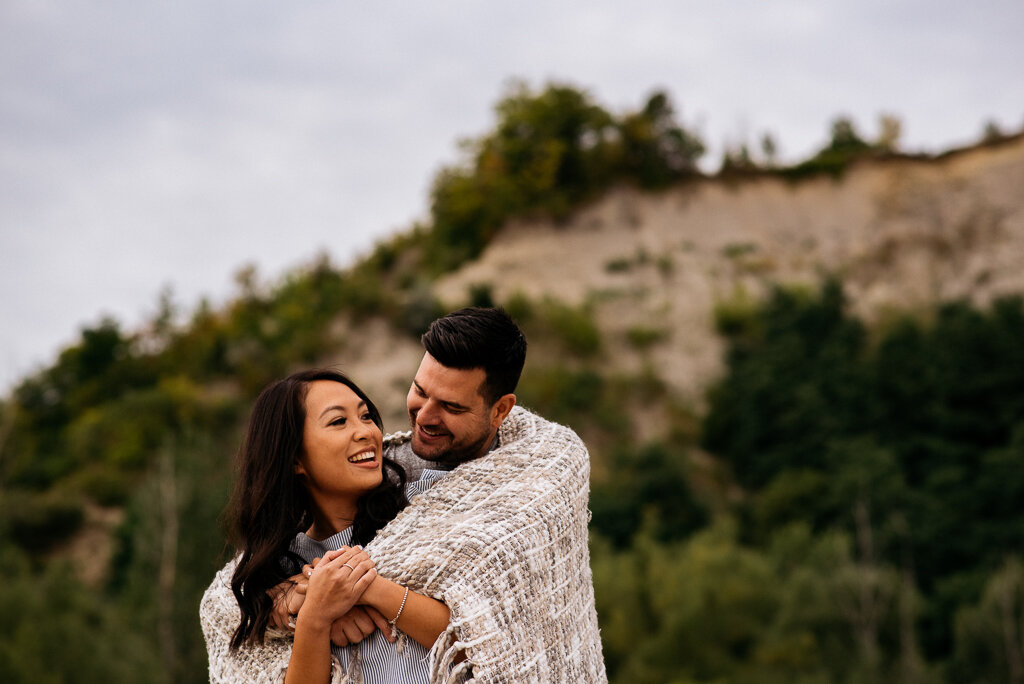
top-left (2, 0), bottom-right (1023, 393)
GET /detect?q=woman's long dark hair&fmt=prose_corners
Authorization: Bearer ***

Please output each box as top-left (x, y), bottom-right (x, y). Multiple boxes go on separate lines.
top-left (226, 369), bottom-right (408, 649)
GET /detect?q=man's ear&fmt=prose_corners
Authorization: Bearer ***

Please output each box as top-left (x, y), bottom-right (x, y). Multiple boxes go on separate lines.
top-left (490, 393), bottom-right (516, 429)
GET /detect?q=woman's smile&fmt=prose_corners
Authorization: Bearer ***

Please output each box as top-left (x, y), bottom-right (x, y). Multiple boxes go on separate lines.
top-left (347, 447), bottom-right (379, 466)
top-left (297, 380), bottom-right (385, 508)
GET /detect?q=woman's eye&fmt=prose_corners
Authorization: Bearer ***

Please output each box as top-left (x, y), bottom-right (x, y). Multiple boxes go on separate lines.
top-left (330, 417), bottom-right (347, 426)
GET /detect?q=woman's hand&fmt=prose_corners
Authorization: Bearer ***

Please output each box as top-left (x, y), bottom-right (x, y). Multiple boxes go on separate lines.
top-left (297, 547), bottom-right (376, 630)
top-left (285, 548), bottom-right (374, 684)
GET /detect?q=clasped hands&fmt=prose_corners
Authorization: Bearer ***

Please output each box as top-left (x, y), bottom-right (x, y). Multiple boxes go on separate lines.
top-left (269, 546), bottom-right (395, 646)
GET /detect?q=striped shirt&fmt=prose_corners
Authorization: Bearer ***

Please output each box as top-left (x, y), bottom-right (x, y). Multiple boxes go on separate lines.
top-left (289, 469), bottom-right (448, 684)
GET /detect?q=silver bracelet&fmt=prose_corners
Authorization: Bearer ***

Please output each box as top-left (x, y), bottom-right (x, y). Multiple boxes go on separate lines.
top-left (389, 586), bottom-right (410, 626)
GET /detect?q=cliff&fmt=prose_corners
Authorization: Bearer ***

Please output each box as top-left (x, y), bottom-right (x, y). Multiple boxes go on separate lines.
top-left (428, 135), bottom-right (1024, 405)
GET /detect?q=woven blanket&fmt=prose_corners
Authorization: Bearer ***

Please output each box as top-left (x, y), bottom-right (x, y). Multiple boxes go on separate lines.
top-left (200, 406), bottom-right (607, 683)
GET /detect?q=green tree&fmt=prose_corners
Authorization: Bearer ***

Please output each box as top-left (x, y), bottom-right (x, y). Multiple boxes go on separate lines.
top-left (590, 441), bottom-right (708, 548)
top-left (783, 116), bottom-right (873, 179)
top-left (876, 114), bottom-right (903, 152)
top-left (702, 280), bottom-right (871, 491)
top-left (703, 282), bottom-right (1024, 667)
top-left (0, 537), bottom-right (164, 683)
top-left (617, 91), bottom-right (705, 186)
top-left (424, 83), bottom-right (705, 272)
top-left (950, 557), bottom-right (1024, 684)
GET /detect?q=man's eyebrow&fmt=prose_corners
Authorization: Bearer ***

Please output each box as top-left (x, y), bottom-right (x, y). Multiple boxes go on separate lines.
top-left (414, 381), bottom-right (469, 411)
top-left (441, 399), bottom-right (470, 411)
top-left (318, 400), bottom-right (366, 419)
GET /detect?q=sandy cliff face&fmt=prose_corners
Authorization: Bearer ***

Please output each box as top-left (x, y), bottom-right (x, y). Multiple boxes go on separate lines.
top-left (432, 136), bottom-right (1024, 404)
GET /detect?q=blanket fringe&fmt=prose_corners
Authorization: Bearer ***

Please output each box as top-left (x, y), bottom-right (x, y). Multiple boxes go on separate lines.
top-left (427, 624), bottom-right (471, 684)
top-left (201, 408), bottom-right (607, 683)
top-left (342, 647), bottom-right (364, 684)
top-left (363, 407), bottom-right (607, 682)
top-left (448, 660), bottom-right (473, 683)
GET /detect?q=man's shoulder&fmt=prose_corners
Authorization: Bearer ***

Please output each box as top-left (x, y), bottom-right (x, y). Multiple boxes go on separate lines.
top-left (501, 405), bottom-right (583, 445)
top-left (385, 432), bottom-right (432, 481)
top-left (384, 429), bottom-right (412, 451)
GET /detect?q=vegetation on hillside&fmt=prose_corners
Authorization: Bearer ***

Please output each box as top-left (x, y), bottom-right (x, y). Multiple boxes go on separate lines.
top-left (1, 82), bottom-right (1021, 683)
top-left (686, 282), bottom-right (1023, 683)
top-left (402, 82), bottom-right (705, 275)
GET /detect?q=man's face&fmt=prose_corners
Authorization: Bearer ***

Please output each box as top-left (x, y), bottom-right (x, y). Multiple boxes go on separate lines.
top-left (406, 352), bottom-right (500, 465)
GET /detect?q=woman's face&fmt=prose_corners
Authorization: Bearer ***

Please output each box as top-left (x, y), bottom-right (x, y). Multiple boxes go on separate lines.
top-left (295, 380), bottom-right (384, 504)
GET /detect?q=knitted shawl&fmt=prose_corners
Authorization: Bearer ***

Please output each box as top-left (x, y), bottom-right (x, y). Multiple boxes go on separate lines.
top-left (200, 406), bottom-right (607, 683)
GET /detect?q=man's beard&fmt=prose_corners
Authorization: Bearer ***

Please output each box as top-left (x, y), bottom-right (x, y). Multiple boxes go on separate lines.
top-left (411, 425), bottom-right (493, 466)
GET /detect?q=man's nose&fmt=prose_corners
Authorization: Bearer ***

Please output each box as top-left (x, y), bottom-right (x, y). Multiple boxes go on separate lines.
top-left (416, 399), bottom-right (439, 424)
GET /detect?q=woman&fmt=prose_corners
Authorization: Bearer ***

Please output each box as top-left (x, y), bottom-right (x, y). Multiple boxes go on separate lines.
top-left (211, 368), bottom-right (450, 683)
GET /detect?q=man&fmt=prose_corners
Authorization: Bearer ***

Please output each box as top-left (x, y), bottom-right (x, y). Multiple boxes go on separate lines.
top-left (204, 307), bottom-right (607, 682)
top-left (398, 305), bottom-right (524, 472)
top-left (321, 306), bottom-right (524, 646)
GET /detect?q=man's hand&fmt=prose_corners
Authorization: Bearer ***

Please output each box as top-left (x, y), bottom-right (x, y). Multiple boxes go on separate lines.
top-left (330, 606), bottom-right (393, 646)
top-left (268, 559), bottom-right (320, 630)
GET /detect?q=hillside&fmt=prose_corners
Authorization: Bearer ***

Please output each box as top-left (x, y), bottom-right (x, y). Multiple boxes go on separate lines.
top-left (429, 134), bottom-right (1024, 407)
top-left (2, 81), bottom-right (1023, 683)
top-left (320, 134), bottom-right (1024, 683)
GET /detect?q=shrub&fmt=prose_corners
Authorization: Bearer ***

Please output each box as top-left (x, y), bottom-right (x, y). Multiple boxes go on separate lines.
top-left (626, 325), bottom-right (668, 350)
top-left (538, 298), bottom-right (602, 356)
top-left (4, 490), bottom-right (85, 552)
top-left (467, 283), bottom-right (495, 308)
top-left (590, 441), bottom-right (709, 548)
top-left (501, 291), bottom-right (534, 324)
top-left (605, 257), bottom-right (634, 273)
top-left (713, 286), bottom-right (760, 337)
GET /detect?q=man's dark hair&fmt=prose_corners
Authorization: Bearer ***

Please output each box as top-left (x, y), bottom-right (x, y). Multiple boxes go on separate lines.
top-left (421, 307), bottom-right (527, 405)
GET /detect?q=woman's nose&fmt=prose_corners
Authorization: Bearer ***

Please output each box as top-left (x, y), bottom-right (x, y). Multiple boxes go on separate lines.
top-left (353, 420), bottom-right (374, 440)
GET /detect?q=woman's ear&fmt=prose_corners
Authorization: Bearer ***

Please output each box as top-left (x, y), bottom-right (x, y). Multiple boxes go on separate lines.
top-left (294, 459), bottom-right (307, 477)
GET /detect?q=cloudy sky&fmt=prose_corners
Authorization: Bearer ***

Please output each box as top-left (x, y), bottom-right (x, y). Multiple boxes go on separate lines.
top-left (2, 0), bottom-right (1022, 392)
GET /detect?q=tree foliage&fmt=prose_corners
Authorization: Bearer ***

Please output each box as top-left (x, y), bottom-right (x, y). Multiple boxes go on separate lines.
top-left (702, 280), bottom-right (1024, 676)
top-left (1, 83), bottom-right (1021, 683)
top-left (424, 82), bottom-right (705, 271)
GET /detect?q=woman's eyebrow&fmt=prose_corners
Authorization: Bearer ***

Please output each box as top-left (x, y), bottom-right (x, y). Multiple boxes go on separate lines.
top-left (318, 400), bottom-right (367, 419)
top-left (318, 405), bottom-right (346, 419)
